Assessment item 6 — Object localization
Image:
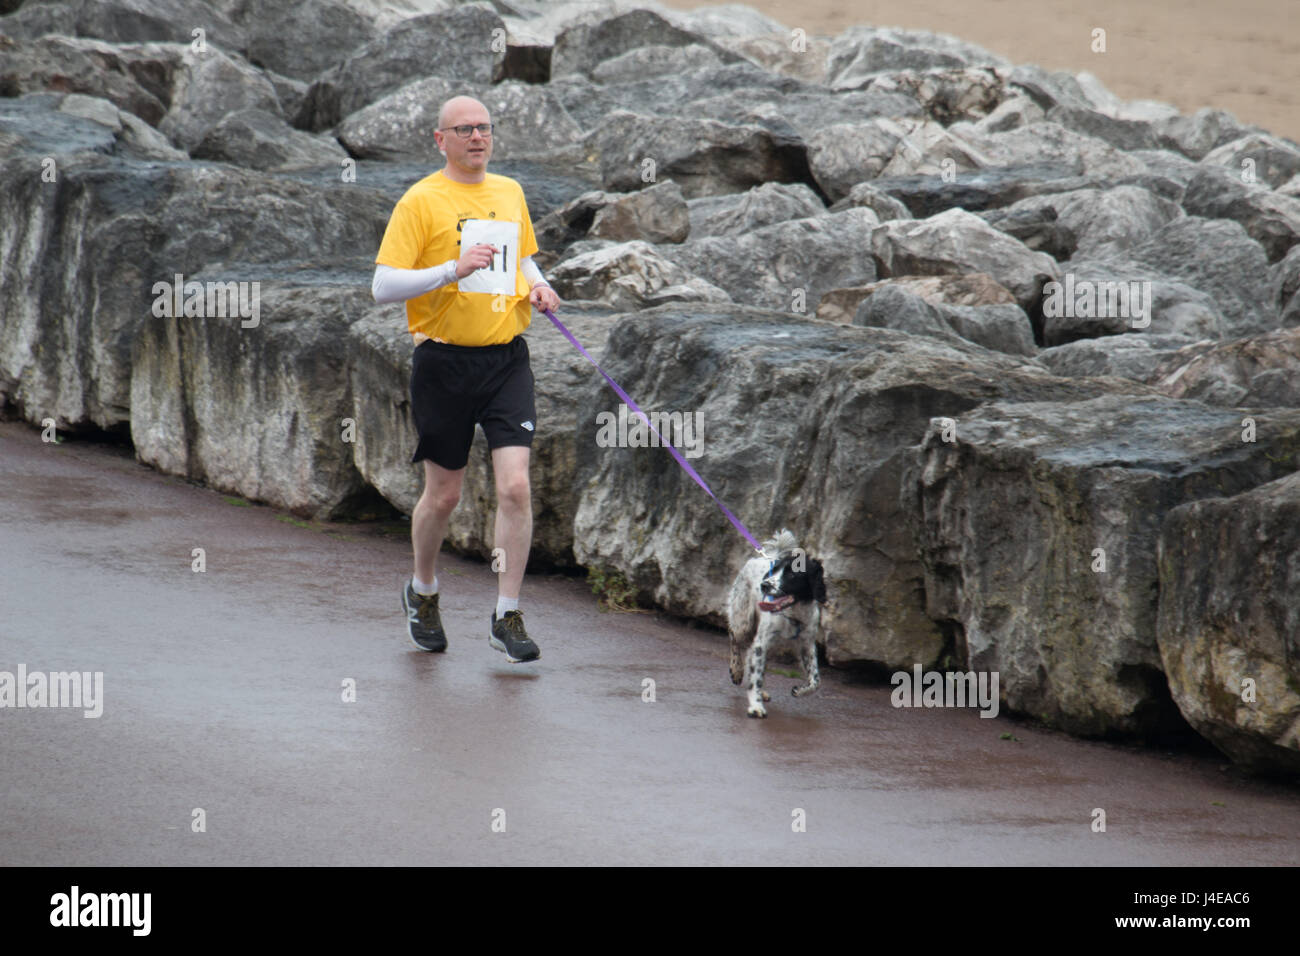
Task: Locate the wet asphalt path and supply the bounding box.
[1,421,1298,866]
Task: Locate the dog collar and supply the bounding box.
[759,561,780,613]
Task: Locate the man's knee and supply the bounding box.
[496,470,530,512]
[418,464,463,516]
[422,486,461,516]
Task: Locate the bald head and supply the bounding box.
[438,96,490,131]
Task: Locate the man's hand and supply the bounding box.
[455,243,498,279]
[530,282,560,313]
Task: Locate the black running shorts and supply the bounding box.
[409,336,536,470]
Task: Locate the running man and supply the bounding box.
[372,94,560,662]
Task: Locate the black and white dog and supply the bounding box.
[727,530,827,718]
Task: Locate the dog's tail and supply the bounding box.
[761,528,799,559]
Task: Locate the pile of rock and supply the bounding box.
[2,0,1297,773]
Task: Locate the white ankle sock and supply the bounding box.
[496,596,518,618]
[413,576,438,596]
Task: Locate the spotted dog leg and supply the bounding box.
[744,623,773,718]
[792,638,820,698]
[728,638,745,686]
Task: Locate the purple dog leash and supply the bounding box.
[542,307,764,553]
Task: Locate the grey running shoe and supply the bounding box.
[489,610,540,662]
[403,580,447,652]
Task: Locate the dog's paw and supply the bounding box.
[747,705,767,718]
[792,684,819,697]
[762,690,771,701]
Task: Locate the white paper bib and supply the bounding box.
[457,218,520,296]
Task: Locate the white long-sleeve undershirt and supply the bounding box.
[372,257,550,304]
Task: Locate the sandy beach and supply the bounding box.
[665,0,1300,145]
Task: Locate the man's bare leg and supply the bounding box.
[412,459,465,588]
[490,445,531,600]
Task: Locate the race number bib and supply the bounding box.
[457,219,519,296]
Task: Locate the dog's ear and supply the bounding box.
[812,562,827,603]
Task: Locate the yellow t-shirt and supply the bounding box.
[375,171,540,346]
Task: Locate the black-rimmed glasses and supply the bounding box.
[439,124,494,139]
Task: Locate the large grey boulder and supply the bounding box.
[193,107,349,170]
[687,182,825,238]
[1037,335,1198,382]
[867,208,1059,313]
[1182,166,1300,263]
[587,181,690,244]
[0,34,183,126]
[1044,105,1162,152]
[1041,260,1226,346]
[816,272,1017,324]
[827,181,912,222]
[0,141,392,433]
[130,285,376,518]
[664,3,787,38]
[1272,246,1300,326]
[852,284,1035,357]
[851,67,1005,124]
[158,45,283,153]
[9,91,186,160]
[1158,472,1300,776]
[580,109,809,199]
[295,7,506,131]
[1005,64,1094,113]
[548,241,730,311]
[1200,133,1300,190]
[534,180,689,254]
[1154,107,1261,161]
[589,42,723,83]
[336,77,583,162]
[1130,147,1201,192]
[826,25,1008,89]
[990,185,1183,261]
[963,120,1149,180]
[909,395,1300,737]
[547,62,826,136]
[662,207,879,311]
[685,85,926,144]
[964,94,1045,134]
[977,204,1076,261]
[715,32,831,86]
[243,0,378,81]
[571,304,1124,669]
[806,117,990,202]
[0,0,244,48]
[1126,217,1276,335]
[550,7,742,79]
[869,162,1094,218]
[1148,328,1300,408]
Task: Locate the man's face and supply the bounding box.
[436,102,492,176]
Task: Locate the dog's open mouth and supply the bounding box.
[758,594,795,613]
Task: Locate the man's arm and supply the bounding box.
[371,261,458,304]
[520,256,550,289]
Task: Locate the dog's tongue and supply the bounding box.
[759,595,794,612]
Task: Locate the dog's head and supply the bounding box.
[758,552,827,612]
